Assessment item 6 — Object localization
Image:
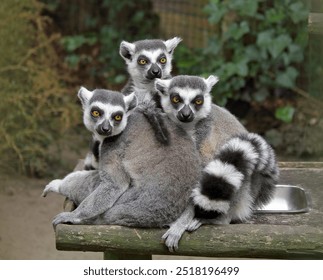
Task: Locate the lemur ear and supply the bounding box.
[155,79,171,95]
[78,86,93,107]
[204,75,219,92]
[164,37,182,54]
[124,92,137,111]
[119,41,136,62]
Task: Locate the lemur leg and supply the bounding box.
[52,172,129,228]
[161,201,195,252]
[93,186,188,229]
[42,170,99,205]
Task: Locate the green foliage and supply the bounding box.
[0,0,79,177]
[275,106,295,123]
[175,0,308,117]
[42,0,159,87]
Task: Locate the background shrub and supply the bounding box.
[175,0,308,115]
[0,0,79,177]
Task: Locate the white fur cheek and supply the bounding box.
[83,109,95,133]
[111,119,127,136]
[127,62,142,78]
[161,98,173,116]
[194,95,212,121]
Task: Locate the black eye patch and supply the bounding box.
[169,92,182,109]
[137,55,150,65]
[157,53,167,66]
[192,95,204,110]
[111,111,124,124]
[90,106,104,119]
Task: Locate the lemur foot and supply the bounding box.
[42,179,62,197]
[162,228,183,252]
[52,212,81,228]
[186,218,202,232]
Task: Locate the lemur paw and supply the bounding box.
[52,212,81,228]
[186,219,202,232]
[42,179,62,197]
[162,229,181,252]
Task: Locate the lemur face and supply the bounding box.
[155,75,219,126]
[119,37,182,85]
[78,87,137,141]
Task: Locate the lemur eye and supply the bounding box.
[91,110,100,117]
[159,57,167,64]
[114,114,122,121]
[138,59,147,65]
[171,96,180,104]
[195,99,203,105]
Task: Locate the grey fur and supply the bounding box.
[169,75,207,92]
[43,91,201,228]
[155,75,279,251]
[89,89,126,108]
[120,37,182,102]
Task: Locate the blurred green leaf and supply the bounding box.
[205,0,226,24]
[276,67,298,88]
[275,106,295,123]
[226,21,250,41]
[229,0,258,16]
[268,34,292,58]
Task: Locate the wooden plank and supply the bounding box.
[279,162,323,169]
[56,223,323,259]
[309,13,323,35]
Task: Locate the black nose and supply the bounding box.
[152,68,161,75]
[147,64,162,79]
[177,105,194,123]
[101,126,111,134]
[98,121,112,136]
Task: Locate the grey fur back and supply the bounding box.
[195,104,247,165]
[94,110,201,227]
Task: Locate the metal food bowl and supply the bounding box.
[255,185,311,214]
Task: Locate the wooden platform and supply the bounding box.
[55,163,323,259]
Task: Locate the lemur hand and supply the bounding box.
[52,212,81,229]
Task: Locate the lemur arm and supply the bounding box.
[137,102,170,145]
[52,174,128,227]
[161,199,196,252]
[52,136,131,228]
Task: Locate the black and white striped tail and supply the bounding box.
[192,132,279,221]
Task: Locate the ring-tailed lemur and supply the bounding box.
[119,37,182,102]
[154,75,279,251]
[43,87,137,204]
[83,37,182,170]
[43,87,201,228]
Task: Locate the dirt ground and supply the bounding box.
[0,175,103,260]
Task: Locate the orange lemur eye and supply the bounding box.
[159,57,167,64]
[114,114,122,121]
[171,96,180,104]
[91,110,100,117]
[138,59,147,65]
